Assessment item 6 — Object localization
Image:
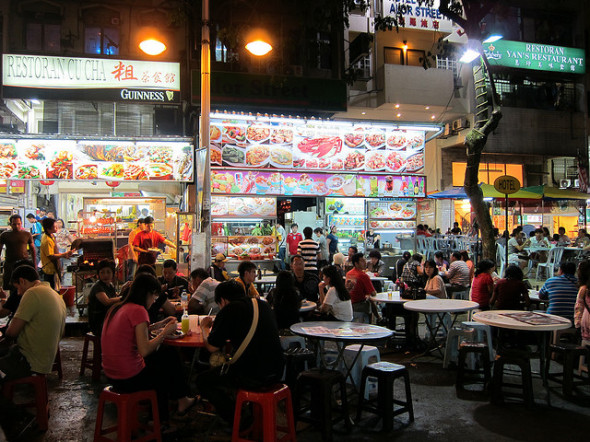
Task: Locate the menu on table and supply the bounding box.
[499,312,569,326]
[211,118,425,175]
[0,138,193,181]
[211,170,425,198]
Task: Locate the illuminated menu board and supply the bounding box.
[0,138,193,181]
[211,118,425,175]
[211,170,425,198]
[211,196,276,217]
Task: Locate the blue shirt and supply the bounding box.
[30,222,43,247]
[538,274,578,321]
[327,233,339,253]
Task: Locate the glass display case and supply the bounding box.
[367,200,417,252]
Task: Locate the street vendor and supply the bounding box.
[132,216,176,266]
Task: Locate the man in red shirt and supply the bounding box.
[345,252,376,322]
[286,223,303,258]
[132,216,176,265]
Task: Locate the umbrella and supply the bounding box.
[428,184,541,200]
[521,184,590,200]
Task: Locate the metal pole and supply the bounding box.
[200,0,212,268]
[505,193,509,274]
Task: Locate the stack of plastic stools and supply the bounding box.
[232,384,296,442]
[546,342,590,398]
[2,374,49,431]
[491,348,534,408]
[461,321,494,368]
[80,332,102,381]
[443,327,475,369]
[456,342,491,393]
[94,386,161,441]
[356,362,414,432]
[284,346,316,391]
[295,369,351,441]
[343,344,380,399]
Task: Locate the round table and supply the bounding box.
[369,276,389,282]
[371,292,437,305]
[290,321,393,390]
[527,290,548,309]
[299,300,317,312]
[253,275,278,285]
[164,331,206,384]
[403,299,480,358]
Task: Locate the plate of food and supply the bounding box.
[148,147,173,163]
[166,330,185,340]
[365,132,386,149]
[211,146,222,165]
[386,151,405,173]
[15,164,42,179]
[0,143,17,160]
[100,163,124,179]
[148,163,174,180]
[407,132,425,150]
[223,126,247,143]
[47,151,74,179]
[75,165,98,180]
[343,128,364,148]
[270,128,293,144]
[365,150,387,171]
[23,144,45,161]
[247,125,271,143]
[304,158,319,169]
[222,146,246,166]
[405,153,424,173]
[343,150,365,170]
[124,164,149,180]
[401,204,416,219]
[210,125,222,142]
[270,146,292,168]
[386,133,408,150]
[331,157,344,170]
[245,145,270,167]
[0,162,17,179]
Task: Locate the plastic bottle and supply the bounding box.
[181,309,190,334]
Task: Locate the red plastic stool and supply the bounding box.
[232,383,296,442]
[2,374,49,431]
[80,332,102,381]
[52,346,63,380]
[94,386,162,442]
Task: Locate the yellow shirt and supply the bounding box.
[235,277,259,298]
[15,283,66,373]
[40,233,57,275]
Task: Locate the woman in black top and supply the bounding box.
[87,260,120,336]
[269,271,301,331]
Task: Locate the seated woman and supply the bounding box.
[366,250,386,292]
[101,273,195,424]
[87,259,121,336]
[269,271,301,331]
[318,265,353,321]
[491,264,530,310]
[423,260,447,299]
[332,252,346,278]
[470,259,495,310]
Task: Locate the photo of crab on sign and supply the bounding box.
[209,116,426,175]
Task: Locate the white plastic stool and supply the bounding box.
[461,321,494,365]
[280,335,306,351]
[443,327,475,369]
[343,344,381,399]
[453,289,470,300]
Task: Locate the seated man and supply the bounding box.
[538,262,578,322]
[158,259,189,300]
[209,254,230,282]
[234,261,260,299]
[441,251,471,293]
[557,227,570,246]
[188,268,220,315]
[524,228,550,263]
[197,280,284,427]
[290,255,319,302]
[0,265,66,436]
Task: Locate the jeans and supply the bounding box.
[278,247,287,271]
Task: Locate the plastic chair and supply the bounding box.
[491,349,534,408]
[443,327,475,369]
[343,344,380,398]
[461,321,494,365]
[536,247,564,280]
[80,332,102,381]
[94,386,161,442]
[496,243,506,278]
[2,374,49,431]
[456,342,491,393]
[232,384,296,442]
[356,362,414,432]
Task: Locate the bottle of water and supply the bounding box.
[181,290,188,304]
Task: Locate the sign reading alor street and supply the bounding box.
[2,54,181,103]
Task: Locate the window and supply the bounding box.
[21,2,62,53]
[82,7,120,56]
[384,47,425,66]
[384,47,403,65]
[452,162,524,187]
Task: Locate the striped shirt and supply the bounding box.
[297,239,320,271]
[538,274,578,321]
[446,260,471,287]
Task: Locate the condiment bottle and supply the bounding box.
[181,309,190,334]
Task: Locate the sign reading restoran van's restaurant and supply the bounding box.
[2,54,181,103]
[484,40,585,74]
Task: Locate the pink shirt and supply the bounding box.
[101,303,149,379]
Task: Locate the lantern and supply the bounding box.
[106,181,120,188]
[39,180,55,186]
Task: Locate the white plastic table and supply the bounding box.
[299,300,317,312]
[371,292,436,305]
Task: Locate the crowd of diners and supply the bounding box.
[0,216,589,438]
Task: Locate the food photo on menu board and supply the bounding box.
[0,139,194,181]
[368,201,417,219]
[211,119,425,175]
[211,169,425,198]
[211,196,277,217]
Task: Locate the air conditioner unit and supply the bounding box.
[559,179,571,189]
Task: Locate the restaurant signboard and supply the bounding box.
[381,0,460,34]
[2,54,181,102]
[0,138,193,182]
[484,40,585,74]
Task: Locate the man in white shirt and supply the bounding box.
[274,222,287,271]
[188,268,220,315]
[314,227,329,269]
[525,228,550,263]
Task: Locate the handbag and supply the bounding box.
[209,298,259,374]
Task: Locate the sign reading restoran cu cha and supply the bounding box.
[2,54,181,103]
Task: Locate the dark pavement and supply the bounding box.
[11,324,590,442]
